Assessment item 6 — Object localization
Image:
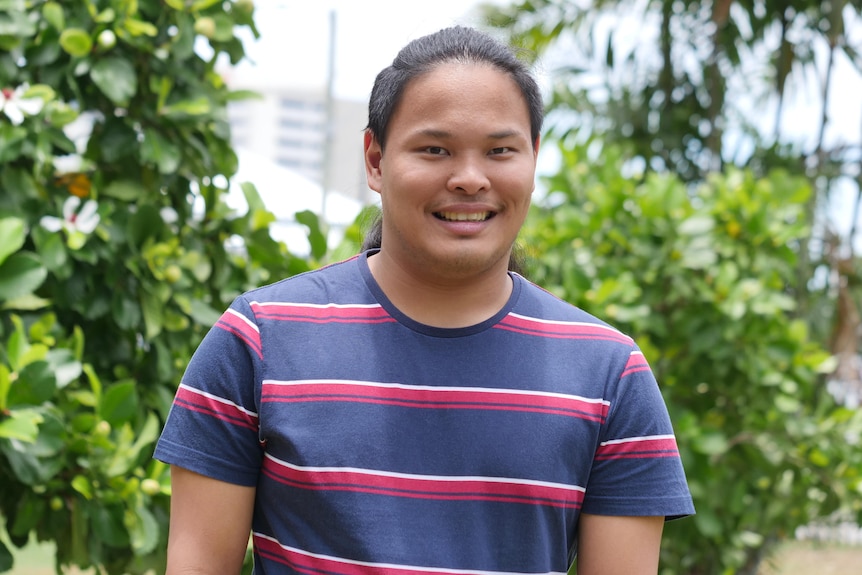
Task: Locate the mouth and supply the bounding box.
[434,211,494,222]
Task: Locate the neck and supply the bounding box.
[367,250,513,329]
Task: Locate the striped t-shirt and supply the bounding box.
[154,250,694,574]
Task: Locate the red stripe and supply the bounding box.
[250,302,395,324]
[175,386,258,431]
[261,458,583,510]
[621,353,651,379]
[495,315,632,344]
[262,382,609,423]
[215,312,262,358]
[595,437,679,460]
[254,536,413,575]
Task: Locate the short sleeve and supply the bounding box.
[580,345,695,519]
[154,296,264,486]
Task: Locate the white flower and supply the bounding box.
[53,154,84,175]
[40,196,100,235]
[62,111,99,154]
[0,86,44,125]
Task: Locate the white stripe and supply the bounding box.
[507,312,626,335]
[253,532,566,575]
[178,383,258,417]
[250,301,382,310]
[600,434,676,447]
[264,452,586,493]
[262,378,610,407]
[225,308,259,333]
[629,350,644,357]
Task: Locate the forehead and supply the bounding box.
[390,62,531,134]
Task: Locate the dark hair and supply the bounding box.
[366,26,543,149]
[362,26,541,277]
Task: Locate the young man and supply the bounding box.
[155,26,694,575]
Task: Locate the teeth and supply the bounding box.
[437,211,491,222]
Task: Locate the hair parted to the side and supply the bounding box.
[361,26,542,277]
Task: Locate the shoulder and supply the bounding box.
[512,274,633,343]
[240,254,367,305]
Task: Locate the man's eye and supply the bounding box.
[425,146,447,155]
[490,147,511,155]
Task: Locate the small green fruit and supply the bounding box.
[141,479,161,496]
[194,17,216,39]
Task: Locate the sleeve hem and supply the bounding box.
[153,438,260,487]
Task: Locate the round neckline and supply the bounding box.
[357,250,521,338]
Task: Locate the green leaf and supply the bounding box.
[295,210,328,260]
[191,0,224,11]
[140,128,181,174]
[1,293,52,311]
[211,13,234,42]
[691,432,729,456]
[0,541,12,572]
[90,57,137,104]
[59,28,92,57]
[693,508,723,537]
[240,181,266,212]
[10,491,45,537]
[0,216,26,266]
[0,409,42,442]
[102,179,146,201]
[0,252,47,302]
[99,380,138,426]
[127,204,164,248]
[42,2,65,30]
[189,299,222,326]
[46,348,82,388]
[140,289,164,339]
[124,18,158,37]
[126,501,159,554]
[71,474,93,499]
[8,360,56,406]
[0,435,65,485]
[0,364,10,411]
[161,96,211,118]
[0,167,38,200]
[91,505,130,548]
[226,89,262,102]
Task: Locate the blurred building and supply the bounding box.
[224,81,371,205]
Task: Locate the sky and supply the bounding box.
[232,0,500,101]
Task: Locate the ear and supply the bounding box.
[533,135,541,159]
[364,130,383,193]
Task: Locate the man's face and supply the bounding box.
[364,62,538,282]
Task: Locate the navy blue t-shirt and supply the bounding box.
[155,251,694,574]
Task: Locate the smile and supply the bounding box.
[434,211,494,222]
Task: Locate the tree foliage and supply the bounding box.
[521,141,862,574]
[0,0,315,572]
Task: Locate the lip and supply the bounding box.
[431,206,499,235]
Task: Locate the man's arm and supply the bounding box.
[576,513,665,575]
[165,465,256,575]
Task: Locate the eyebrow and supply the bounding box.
[416,128,527,140]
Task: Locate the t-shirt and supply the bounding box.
[155,250,694,574]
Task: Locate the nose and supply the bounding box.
[447,155,490,195]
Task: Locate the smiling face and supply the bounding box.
[365,61,539,283]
